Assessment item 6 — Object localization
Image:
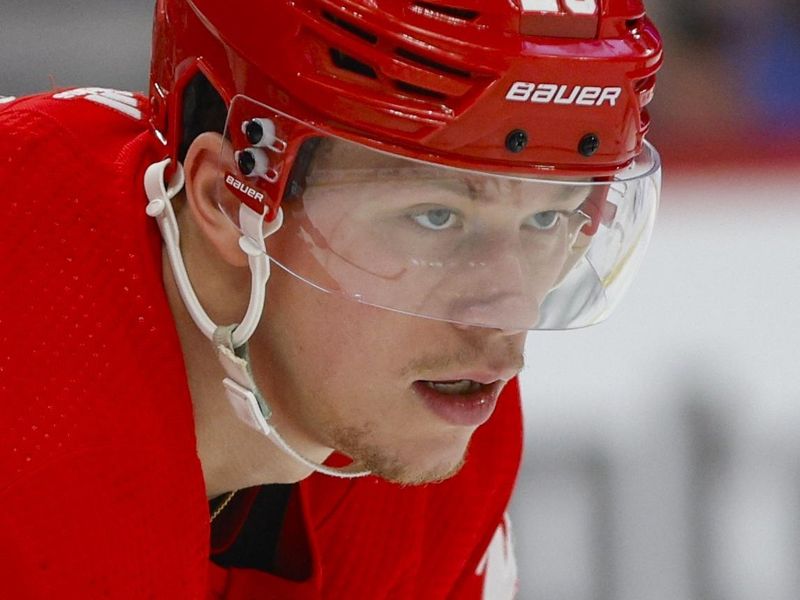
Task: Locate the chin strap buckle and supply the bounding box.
[214,325,273,437]
[222,377,274,436]
[213,324,371,480]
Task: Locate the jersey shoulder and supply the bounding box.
[0,87,147,122]
[0,89,208,598]
[0,85,182,475]
[0,86,163,231]
[0,87,152,169]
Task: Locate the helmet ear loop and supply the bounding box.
[556,183,618,287]
[577,181,616,237]
[550,210,594,289]
[570,209,593,250]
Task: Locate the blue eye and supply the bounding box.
[526,211,561,231]
[412,208,459,230]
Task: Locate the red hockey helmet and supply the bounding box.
[149,0,663,331]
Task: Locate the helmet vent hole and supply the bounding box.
[329,48,378,79]
[394,47,471,79]
[394,81,448,100]
[634,75,656,93]
[412,2,480,22]
[625,18,644,33]
[640,108,651,131]
[322,11,378,44]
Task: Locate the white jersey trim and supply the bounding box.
[476,512,518,599]
[53,87,143,121]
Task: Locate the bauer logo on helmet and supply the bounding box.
[505,82,622,107]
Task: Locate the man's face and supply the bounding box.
[242,138,588,484]
[252,263,526,484]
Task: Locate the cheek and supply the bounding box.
[259,270,509,479]
[263,267,404,401]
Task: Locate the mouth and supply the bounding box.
[423,380,485,394]
[412,378,506,427]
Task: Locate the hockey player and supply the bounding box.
[0,0,663,597]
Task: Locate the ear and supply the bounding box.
[183,132,248,267]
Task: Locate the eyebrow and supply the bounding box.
[554,183,588,205]
[462,177,589,207]
[307,168,591,209]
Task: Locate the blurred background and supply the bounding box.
[2,2,799,598]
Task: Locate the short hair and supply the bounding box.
[179,71,321,200]
[179,72,227,162]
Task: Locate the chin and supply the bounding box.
[362,438,471,486]
[400,455,467,486]
[329,422,474,485]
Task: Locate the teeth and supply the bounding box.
[426,380,482,394]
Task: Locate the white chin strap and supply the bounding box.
[144,158,370,479]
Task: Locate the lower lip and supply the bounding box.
[413,381,503,427]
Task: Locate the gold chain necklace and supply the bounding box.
[209,490,237,523]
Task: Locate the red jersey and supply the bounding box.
[0,89,522,599]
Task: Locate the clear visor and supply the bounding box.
[218,96,661,331]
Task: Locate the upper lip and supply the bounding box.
[418,367,521,386]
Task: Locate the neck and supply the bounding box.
[161,208,320,498]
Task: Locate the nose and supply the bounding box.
[448,322,527,378]
[448,291,540,331]
[440,242,544,329]
[441,225,572,329]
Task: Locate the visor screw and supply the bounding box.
[579,133,600,157]
[244,120,264,146]
[505,129,528,153]
[237,150,257,176]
